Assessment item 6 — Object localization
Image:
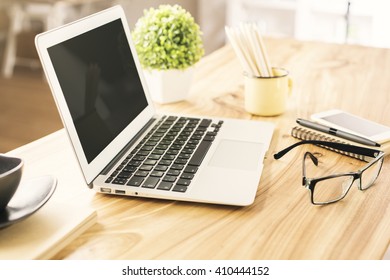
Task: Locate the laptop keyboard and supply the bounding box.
[105,116,223,193]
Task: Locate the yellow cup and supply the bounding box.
[244,68,292,116]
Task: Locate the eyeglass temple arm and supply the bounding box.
[274,140,381,160]
[302,152,318,186]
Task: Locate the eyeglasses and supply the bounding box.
[274,140,384,205]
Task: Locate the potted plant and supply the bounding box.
[132,4,204,104]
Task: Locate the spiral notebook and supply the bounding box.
[291,126,389,161]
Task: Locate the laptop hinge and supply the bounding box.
[100,117,157,176]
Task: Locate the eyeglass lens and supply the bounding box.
[361,157,383,190]
[312,175,354,204]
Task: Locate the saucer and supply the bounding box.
[0,176,57,229]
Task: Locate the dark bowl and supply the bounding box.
[0,155,23,210]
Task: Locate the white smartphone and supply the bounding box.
[311,109,390,143]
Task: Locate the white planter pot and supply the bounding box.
[143,67,194,104]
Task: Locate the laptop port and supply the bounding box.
[100,187,111,193]
[115,189,126,195]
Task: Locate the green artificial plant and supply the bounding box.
[132,4,204,70]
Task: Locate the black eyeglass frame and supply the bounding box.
[274,140,385,205]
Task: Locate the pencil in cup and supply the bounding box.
[225,23,272,77]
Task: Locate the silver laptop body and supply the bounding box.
[35,5,274,206]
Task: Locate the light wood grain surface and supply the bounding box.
[7,38,390,259]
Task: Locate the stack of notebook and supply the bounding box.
[291,126,390,160]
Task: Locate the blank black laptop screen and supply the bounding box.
[48,19,148,163]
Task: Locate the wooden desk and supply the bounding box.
[8,38,390,259]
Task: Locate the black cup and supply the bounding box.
[0,155,23,211]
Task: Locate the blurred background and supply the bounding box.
[1,0,389,152]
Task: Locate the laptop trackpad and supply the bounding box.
[208,140,264,171]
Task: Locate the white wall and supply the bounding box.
[118,0,198,29]
[225,0,390,48]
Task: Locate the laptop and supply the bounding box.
[35,5,274,206]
